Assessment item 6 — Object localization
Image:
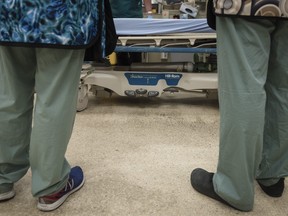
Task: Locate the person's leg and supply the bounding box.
[213,17,274,211]
[30,48,85,197]
[257,20,288,188]
[0,46,36,197]
[129,52,142,63]
[116,52,131,66]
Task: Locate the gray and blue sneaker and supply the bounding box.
[37,166,85,211]
[0,189,15,202]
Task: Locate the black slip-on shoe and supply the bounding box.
[257,178,284,197]
[190,168,244,211]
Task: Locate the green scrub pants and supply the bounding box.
[0,47,85,197]
[213,17,288,211]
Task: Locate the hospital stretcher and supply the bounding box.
[77,18,217,111]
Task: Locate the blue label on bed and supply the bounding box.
[125,73,182,86]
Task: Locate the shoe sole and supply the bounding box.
[0,190,15,202]
[37,177,85,212]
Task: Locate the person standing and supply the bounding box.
[0,0,107,211]
[191,1,288,212]
[110,0,152,65]
[110,0,152,18]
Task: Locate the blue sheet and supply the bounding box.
[114,18,215,35]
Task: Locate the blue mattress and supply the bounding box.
[114,18,215,35]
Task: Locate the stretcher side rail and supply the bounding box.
[118,32,217,46]
[115,46,217,53]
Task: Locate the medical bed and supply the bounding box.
[77,18,217,111]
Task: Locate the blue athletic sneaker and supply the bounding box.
[37,166,85,211]
[0,189,15,202]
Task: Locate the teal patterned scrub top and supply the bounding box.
[0,0,104,48]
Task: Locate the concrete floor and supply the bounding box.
[1,93,288,216]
